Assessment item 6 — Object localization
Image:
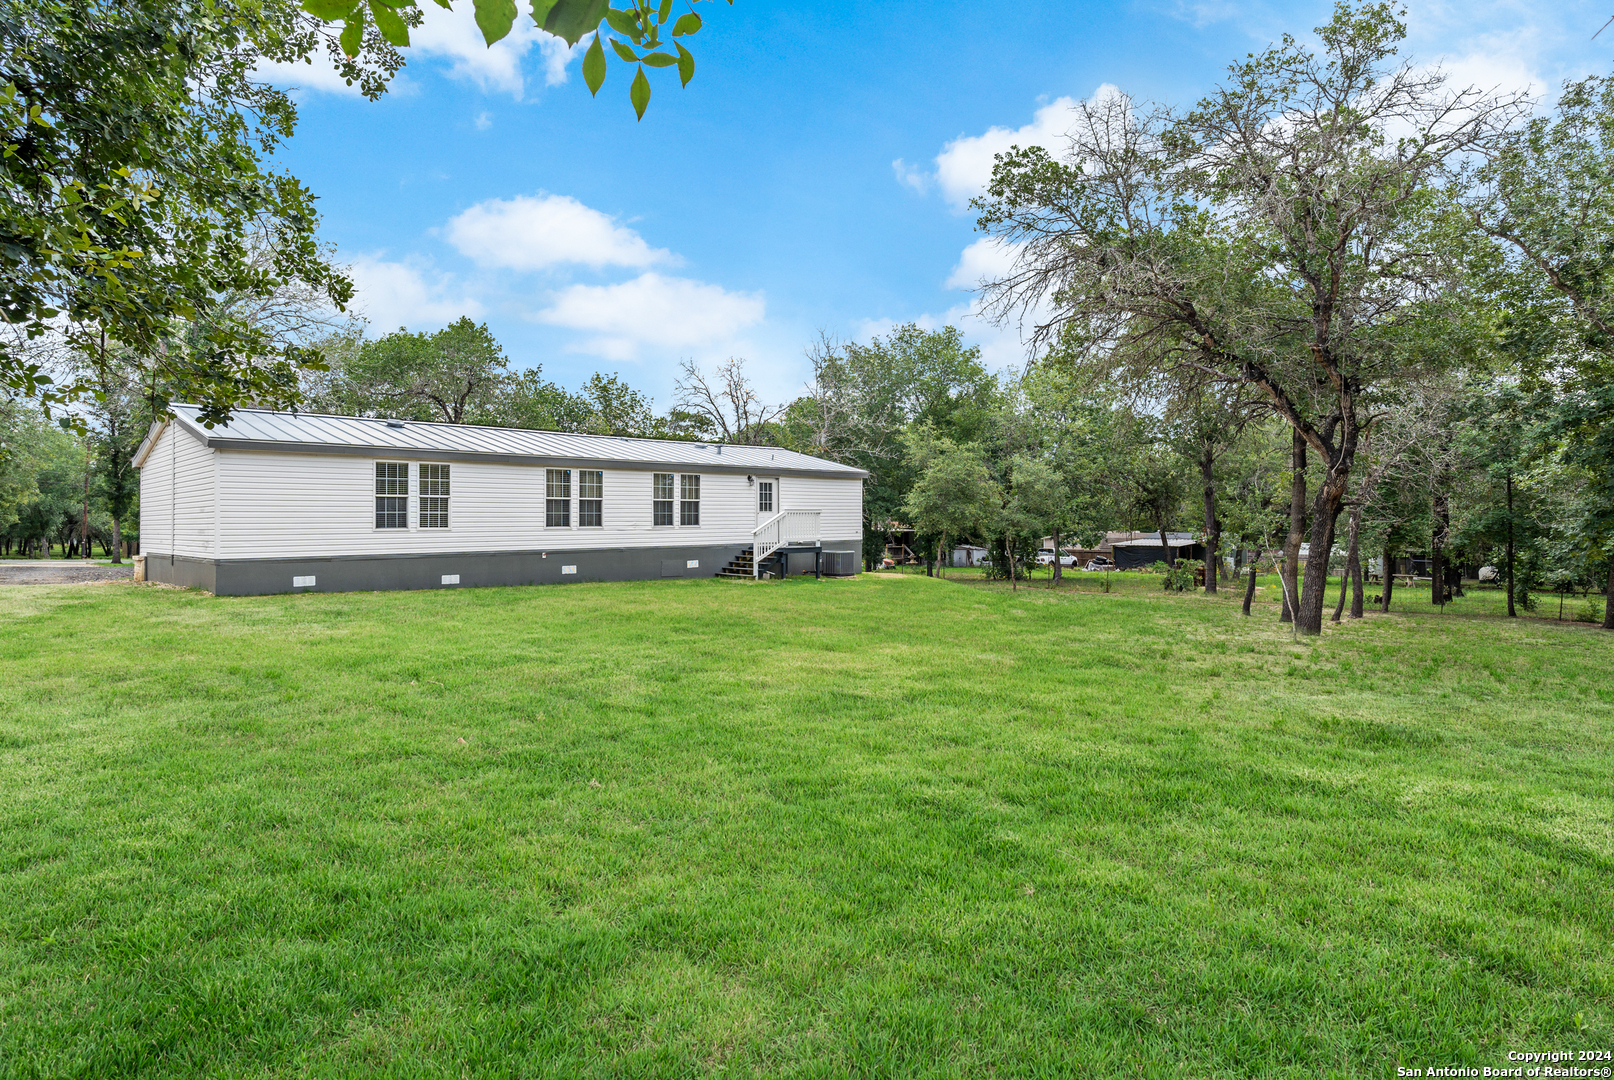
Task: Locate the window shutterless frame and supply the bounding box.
[578,470,603,527]
[375,462,408,528]
[652,472,674,526]
[419,463,450,528]
[546,468,571,527]
[679,474,700,527]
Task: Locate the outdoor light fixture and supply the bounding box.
[747,475,754,484]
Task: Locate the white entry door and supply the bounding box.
[756,477,779,525]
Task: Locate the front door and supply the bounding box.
[756,477,779,526]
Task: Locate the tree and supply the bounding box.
[303,0,728,120]
[785,325,999,570]
[673,357,783,445]
[0,0,378,425]
[310,318,510,423]
[900,427,998,580]
[83,357,151,562]
[1005,454,1070,589]
[975,2,1523,633]
[1471,74,1614,628]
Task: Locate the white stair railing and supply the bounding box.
[752,510,821,577]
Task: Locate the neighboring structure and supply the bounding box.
[949,544,989,567]
[135,406,867,595]
[1108,531,1207,570]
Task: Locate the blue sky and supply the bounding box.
[259,0,1614,407]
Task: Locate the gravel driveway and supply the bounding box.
[0,562,135,585]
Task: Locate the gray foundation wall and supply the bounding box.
[145,541,863,596]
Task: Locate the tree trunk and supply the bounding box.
[110,517,122,564]
[1281,430,1306,624]
[1431,488,1449,607]
[1604,553,1614,631]
[81,448,91,561]
[1296,460,1349,635]
[1347,508,1364,619]
[1153,513,1175,569]
[1200,449,1219,594]
[936,533,946,579]
[1505,474,1516,618]
[1381,544,1394,612]
[1332,559,1347,622]
[1242,548,1263,616]
[1006,534,1018,591]
[1051,528,1061,587]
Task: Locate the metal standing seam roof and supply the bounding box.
[134,405,870,479]
[1109,533,1201,547]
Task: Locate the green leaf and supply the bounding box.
[431,0,451,8]
[368,0,410,46]
[582,33,606,95]
[657,0,673,23]
[603,7,640,40]
[339,9,364,55]
[609,37,640,62]
[640,51,676,68]
[674,39,693,86]
[302,0,358,20]
[630,63,650,120]
[473,0,518,44]
[670,11,700,35]
[529,0,557,25]
[542,0,608,46]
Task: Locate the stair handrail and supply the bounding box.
[752,509,821,578]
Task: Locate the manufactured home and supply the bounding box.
[134,406,867,595]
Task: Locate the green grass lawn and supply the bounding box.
[1,574,1610,1078]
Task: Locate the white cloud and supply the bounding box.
[933,95,1081,209]
[892,158,930,194]
[474,111,493,130]
[445,193,675,272]
[253,52,367,98]
[943,238,1023,290]
[410,4,583,99]
[253,8,582,100]
[347,254,486,333]
[534,273,765,360]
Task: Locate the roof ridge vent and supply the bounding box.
[386,420,406,428]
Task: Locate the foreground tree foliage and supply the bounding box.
[0,0,408,425]
[302,0,731,120]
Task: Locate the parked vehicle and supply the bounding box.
[1036,550,1078,567]
[1084,556,1115,572]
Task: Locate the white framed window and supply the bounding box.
[758,480,773,514]
[578,470,603,527]
[653,472,674,526]
[419,464,450,528]
[375,462,408,529]
[546,468,571,527]
[680,474,700,526]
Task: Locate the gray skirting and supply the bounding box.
[144,542,862,596]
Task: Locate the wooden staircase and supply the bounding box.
[716,547,758,579]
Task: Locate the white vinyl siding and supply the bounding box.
[206,453,863,559]
[137,422,215,557]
